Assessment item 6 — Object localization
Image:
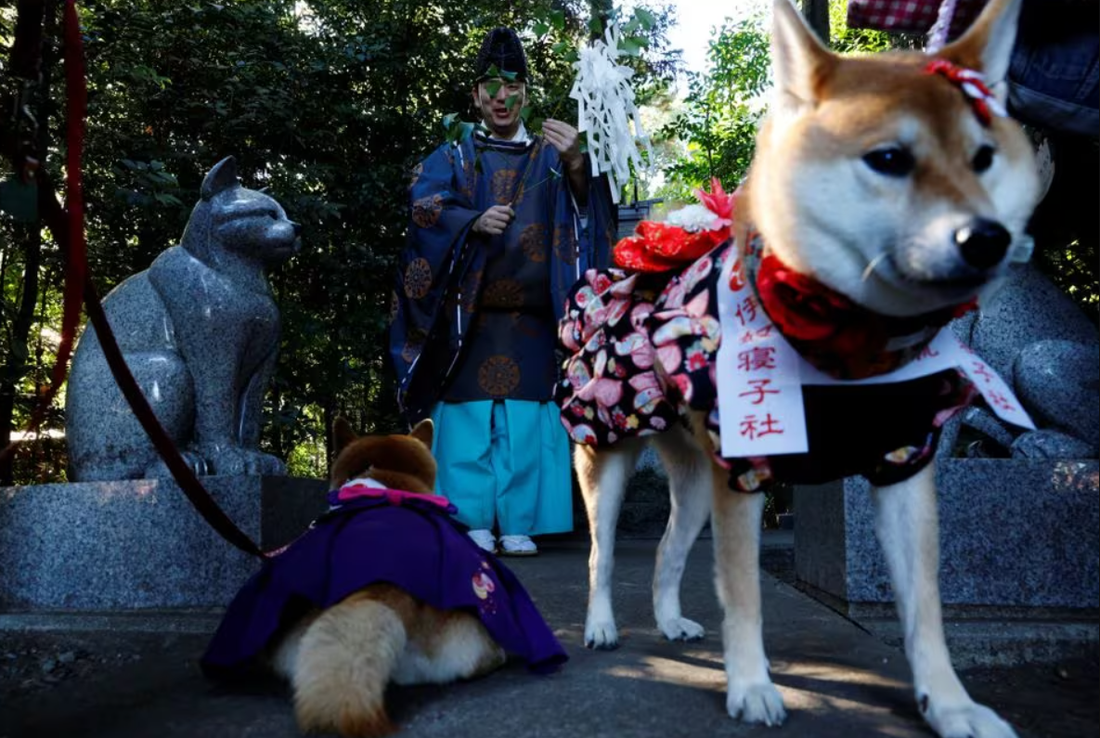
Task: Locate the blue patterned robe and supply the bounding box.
[390,132,614,423]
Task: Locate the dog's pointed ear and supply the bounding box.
[937,0,1023,101]
[201,156,239,201]
[409,418,434,450]
[332,416,358,454]
[770,0,837,110]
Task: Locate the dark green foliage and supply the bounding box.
[657,15,770,202]
[0,0,673,482]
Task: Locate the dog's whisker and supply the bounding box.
[862,252,889,283]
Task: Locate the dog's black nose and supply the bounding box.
[955,218,1011,270]
[290,221,302,236]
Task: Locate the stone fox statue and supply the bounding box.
[66,156,300,481]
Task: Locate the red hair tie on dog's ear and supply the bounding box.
[923,59,1007,126]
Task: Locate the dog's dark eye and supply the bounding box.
[972,144,996,173]
[862,146,915,177]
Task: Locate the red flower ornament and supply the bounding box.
[612,180,736,273]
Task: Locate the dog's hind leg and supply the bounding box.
[575,439,642,650]
[873,466,1017,738]
[651,424,711,642]
[394,609,506,686]
[711,460,786,726]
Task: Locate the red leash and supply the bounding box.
[51,0,87,411]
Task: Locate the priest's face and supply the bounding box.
[473,78,526,138]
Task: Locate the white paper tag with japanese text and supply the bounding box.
[950,337,1036,430]
[717,256,808,457]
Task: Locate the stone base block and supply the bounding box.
[794,459,1099,663]
[861,618,1099,670]
[0,476,328,612]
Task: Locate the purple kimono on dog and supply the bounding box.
[201,484,567,677]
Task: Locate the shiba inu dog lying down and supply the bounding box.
[553,0,1040,736]
[202,418,566,737]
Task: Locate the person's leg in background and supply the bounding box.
[430,401,498,553]
[1008,0,1098,308]
[491,400,573,556]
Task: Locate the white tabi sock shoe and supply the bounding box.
[468,529,497,553]
[499,534,538,556]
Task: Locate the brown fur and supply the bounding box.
[743,0,1037,320]
[329,417,437,492]
[271,418,505,737]
[578,2,1037,736]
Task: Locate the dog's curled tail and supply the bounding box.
[278,586,415,737]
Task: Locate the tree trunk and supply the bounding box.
[0,0,54,486]
[0,225,43,486]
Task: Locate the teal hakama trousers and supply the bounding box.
[430,400,573,536]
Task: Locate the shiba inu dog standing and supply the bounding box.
[556,0,1040,736]
[202,418,566,737]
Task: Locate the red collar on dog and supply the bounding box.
[744,234,976,380]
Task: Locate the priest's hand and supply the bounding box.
[543,119,584,173]
[543,118,589,205]
[473,205,515,236]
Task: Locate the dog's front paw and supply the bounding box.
[657,616,705,642]
[923,698,1017,738]
[726,682,786,727]
[583,618,619,650]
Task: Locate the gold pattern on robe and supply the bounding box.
[478,355,521,397]
[553,221,577,265]
[520,222,549,263]
[412,194,444,228]
[481,278,524,309]
[510,140,541,208]
[403,257,433,299]
[491,169,519,205]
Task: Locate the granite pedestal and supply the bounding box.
[0,476,327,615]
[794,458,1099,665]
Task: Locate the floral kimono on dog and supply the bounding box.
[554,179,981,493]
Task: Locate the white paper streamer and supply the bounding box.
[569,23,653,204]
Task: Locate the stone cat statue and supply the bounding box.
[66,156,300,481]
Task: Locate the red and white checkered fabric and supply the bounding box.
[846,0,988,38]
